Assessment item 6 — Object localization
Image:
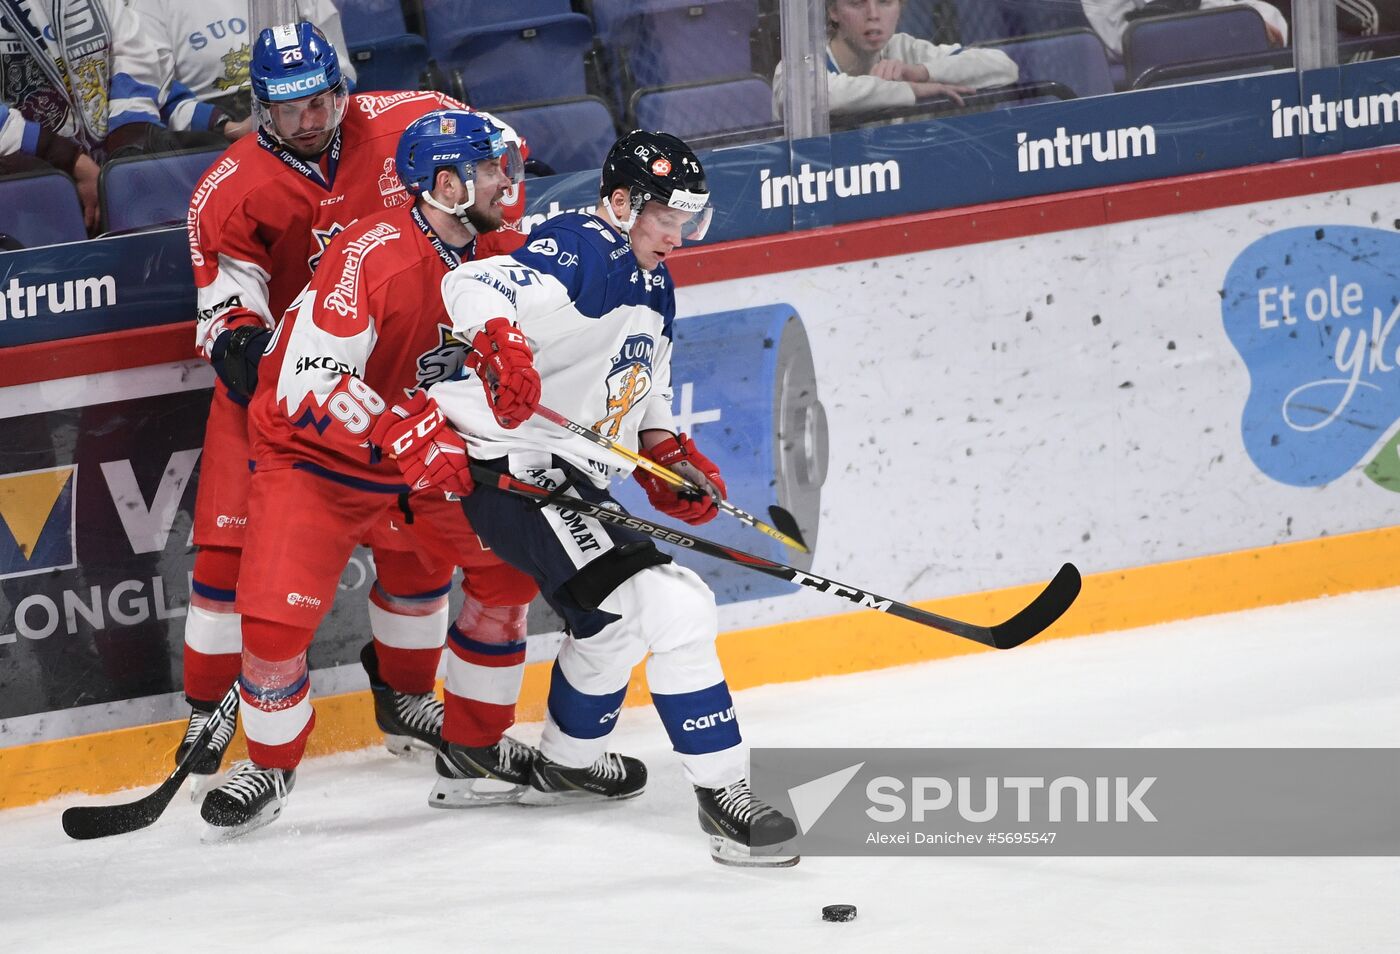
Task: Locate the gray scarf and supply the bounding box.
[0,0,113,146]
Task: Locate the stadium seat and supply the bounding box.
[422,0,574,46]
[1123,6,1270,89]
[625,0,759,92]
[100,148,226,234]
[948,0,1017,43]
[495,97,618,175]
[339,0,412,43]
[1006,0,1092,36]
[629,76,773,141]
[349,35,430,91]
[339,0,430,92]
[897,0,938,40]
[987,29,1115,99]
[0,170,87,248]
[436,13,595,109]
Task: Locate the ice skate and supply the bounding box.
[200,760,295,842]
[696,779,800,868]
[524,752,648,804]
[177,696,239,802]
[429,736,538,808]
[360,641,443,757]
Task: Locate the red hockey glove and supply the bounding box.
[370,391,474,496]
[467,317,540,428]
[633,433,727,525]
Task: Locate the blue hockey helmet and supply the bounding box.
[396,110,524,221]
[250,22,348,150]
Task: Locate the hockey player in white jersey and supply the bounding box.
[417,130,798,867]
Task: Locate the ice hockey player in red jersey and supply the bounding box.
[197,109,542,840]
[180,22,530,795]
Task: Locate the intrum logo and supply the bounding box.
[758,160,900,210]
[0,274,116,322]
[1016,124,1156,172]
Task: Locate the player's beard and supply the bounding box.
[464,199,505,234]
[285,127,334,159]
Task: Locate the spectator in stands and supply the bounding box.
[0,0,181,231]
[1081,0,1288,60]
[132,0,357,142]
[773,0,1019,117]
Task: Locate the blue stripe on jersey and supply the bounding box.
[545,658,628,739]
[192,579,237,602]
[291,460,410,494]
[650,681,743,755]
[375,580,455,602]
[240,671,309,704]
[509,213,676,325]
[447,623,527,657]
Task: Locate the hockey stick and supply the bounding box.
[531,402,810,554]
[470,464,1081,650]
[61,682,239,840]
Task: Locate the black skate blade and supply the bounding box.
[708,834,801,868]
[382,734,437,760]
[516,786,647,807]
[428,777,529,809]
[199,803,285,844]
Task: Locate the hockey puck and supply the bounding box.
[822,904,857,922]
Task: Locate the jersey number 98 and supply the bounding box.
[328,378,385,434]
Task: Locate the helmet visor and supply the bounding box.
[641,196,713,243]
[666,187,712,241]
[254,82,349,149]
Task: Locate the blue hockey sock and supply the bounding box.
[545,659,628,740]
[650,681,742,755]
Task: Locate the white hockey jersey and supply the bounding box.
[131,0,355,131]
[433,212,679,487]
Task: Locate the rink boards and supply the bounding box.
[4,148,1400,808]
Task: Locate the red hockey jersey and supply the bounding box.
[187,90,526,358]
[249,202,485,485]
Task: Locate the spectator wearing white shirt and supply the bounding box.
[774,0,1019,117]
[132,0,357,141]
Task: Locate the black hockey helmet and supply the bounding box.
[599,130,712,240]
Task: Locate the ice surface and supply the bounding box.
[5,588,1399,953]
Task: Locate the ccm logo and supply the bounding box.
[286,592,322,609]
[598,706,622,725]
[389,408,444,456]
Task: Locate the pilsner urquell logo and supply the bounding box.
[0,465,78,579]
[1222,225,1400,490]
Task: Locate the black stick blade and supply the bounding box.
[766,505,808,551]
[988,563,1083,650]
[62,787,179,840]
